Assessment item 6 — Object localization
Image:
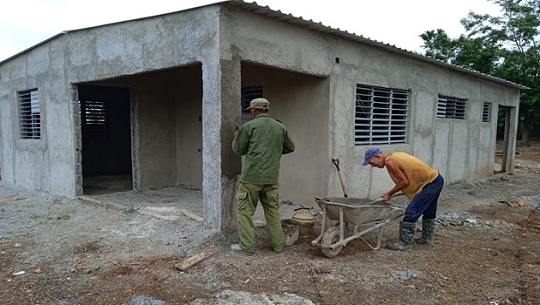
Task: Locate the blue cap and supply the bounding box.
[362,147,382,166]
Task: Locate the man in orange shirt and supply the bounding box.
[363,147,444,251]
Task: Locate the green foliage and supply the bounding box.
[124,205,137,214]
[420,0,540,142]
[56,212,70,220]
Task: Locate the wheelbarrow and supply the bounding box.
[311,194,404,258]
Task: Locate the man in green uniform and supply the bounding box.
[363,147,444,251]
[231,98,296,254]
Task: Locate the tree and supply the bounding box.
[420,0,540,145]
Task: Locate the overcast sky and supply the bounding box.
[0,0,502,62]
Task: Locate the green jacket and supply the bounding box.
[232,114,295,184]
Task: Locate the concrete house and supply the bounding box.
[0,1,525,232]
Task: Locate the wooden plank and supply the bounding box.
[179,209,204,222]
[174,248,219,271]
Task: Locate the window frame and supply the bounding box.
[354,85,410,146]
[482,102,492,123]
[437,95,468,120]
[18,89,41,140]
[241,86,263,124]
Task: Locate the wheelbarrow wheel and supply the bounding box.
[321,226,343,258]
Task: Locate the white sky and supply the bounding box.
[0,0,502,62]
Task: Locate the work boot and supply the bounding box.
[385,221,415,251]
[414,218,436,245]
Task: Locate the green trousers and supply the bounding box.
[236,183,285,252]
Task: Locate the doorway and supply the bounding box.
[495,105,516,173]
[78,85,132,194]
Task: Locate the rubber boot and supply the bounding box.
[385,221,415,251]
[414,218,436,245]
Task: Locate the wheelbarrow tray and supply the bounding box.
[312,196,401,257]
[315,197,392,225]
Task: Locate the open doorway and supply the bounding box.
[78,85,132,194]
[495,105,515,173]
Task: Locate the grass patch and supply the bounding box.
[124,205,137,214]
[530,226,540,234]
[56,212,70,220]
[74,241,101,254]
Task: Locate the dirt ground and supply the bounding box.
[1,143,539,305]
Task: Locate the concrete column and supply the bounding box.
[201,57,242,231]
[220,58,242,230]
[505,105,519,173]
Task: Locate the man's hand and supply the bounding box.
[382,193,392,201]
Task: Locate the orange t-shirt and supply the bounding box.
[385,152,439,199]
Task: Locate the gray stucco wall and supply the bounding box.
[223,6,520,200]
[0,2,521,231]
[0,6,221,198]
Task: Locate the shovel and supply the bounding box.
[331,157,348,198]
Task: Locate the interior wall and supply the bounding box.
[97,64,203,190]
[241,63,329,205]
[174,67,203,188]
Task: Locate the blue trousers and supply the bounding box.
[403,174,444,222]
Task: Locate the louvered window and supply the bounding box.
[437,95,467,119]
[18,89,41,139]
[354,85,409,145]
[241,86,263,123]
[482,102,492,123]
[81,100,109,144]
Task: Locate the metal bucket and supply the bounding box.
[292,212,316,238]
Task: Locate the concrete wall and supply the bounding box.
[0,2,521,231]
[100,66,203,190]
[240,63,329,205]
[223,6,521,200]
[0,6,220,198]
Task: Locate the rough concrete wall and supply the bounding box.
[134,79,177,188]
[174,68,203,189]
[239,63,329,205]
[225,7,520,200]
[224,10,335,205]
[0,2,521,216]
[0,42,78,196]
[0,6,222,197]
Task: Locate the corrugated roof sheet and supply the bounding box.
[227,0,528,90]
[0,0,528,90]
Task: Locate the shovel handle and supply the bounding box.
[331,157,348,198]
[331,158,340,170]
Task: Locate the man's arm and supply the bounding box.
[232,127,249,156]
[383,159,409,201]
[282,130,295,154]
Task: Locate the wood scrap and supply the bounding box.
[179,209,204,222]
[174,248,219,271]
[504,200,532,208]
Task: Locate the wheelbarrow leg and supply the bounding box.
[312,202,327,246]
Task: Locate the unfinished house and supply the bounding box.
[0,1,525,232]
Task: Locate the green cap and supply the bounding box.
[246,98,270,110]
